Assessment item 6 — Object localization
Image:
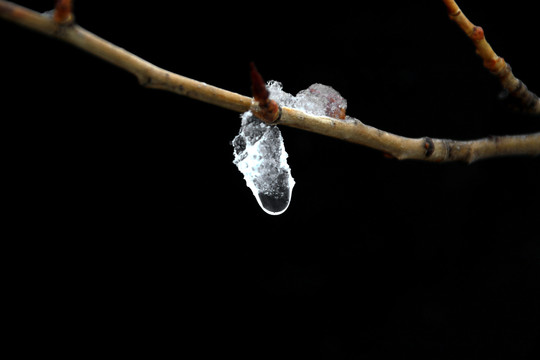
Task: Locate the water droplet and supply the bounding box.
[255,185,292,215]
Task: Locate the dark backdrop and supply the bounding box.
[3,1,539,358]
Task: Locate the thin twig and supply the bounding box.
[1,0,538,163]
[442,0,540,114]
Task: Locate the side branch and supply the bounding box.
[1,0,539,163]
[442,0,540,114]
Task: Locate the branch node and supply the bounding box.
[448,9,461,18]
[424,137,435,157]
[484,57,506,74]
[471,26,484,41]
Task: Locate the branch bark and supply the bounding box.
[1,0,538,163]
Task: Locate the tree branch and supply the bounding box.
[1,0,538,163]
[442,0,540,114]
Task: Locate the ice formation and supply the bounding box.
[232,81,348,215]
[232,111,295,215]
[267,81,348,119]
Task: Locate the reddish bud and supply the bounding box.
[250,62,269,104]
[53,0,73,24]
[249,62,281,124]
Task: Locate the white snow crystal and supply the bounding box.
[232,111,295,215]
[266,81,295,106]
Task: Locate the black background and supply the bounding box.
[3,1,539,358]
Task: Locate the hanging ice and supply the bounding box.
[232,80,348,215]
[232,111,295,215]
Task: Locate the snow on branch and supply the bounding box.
[1,0,539,164]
